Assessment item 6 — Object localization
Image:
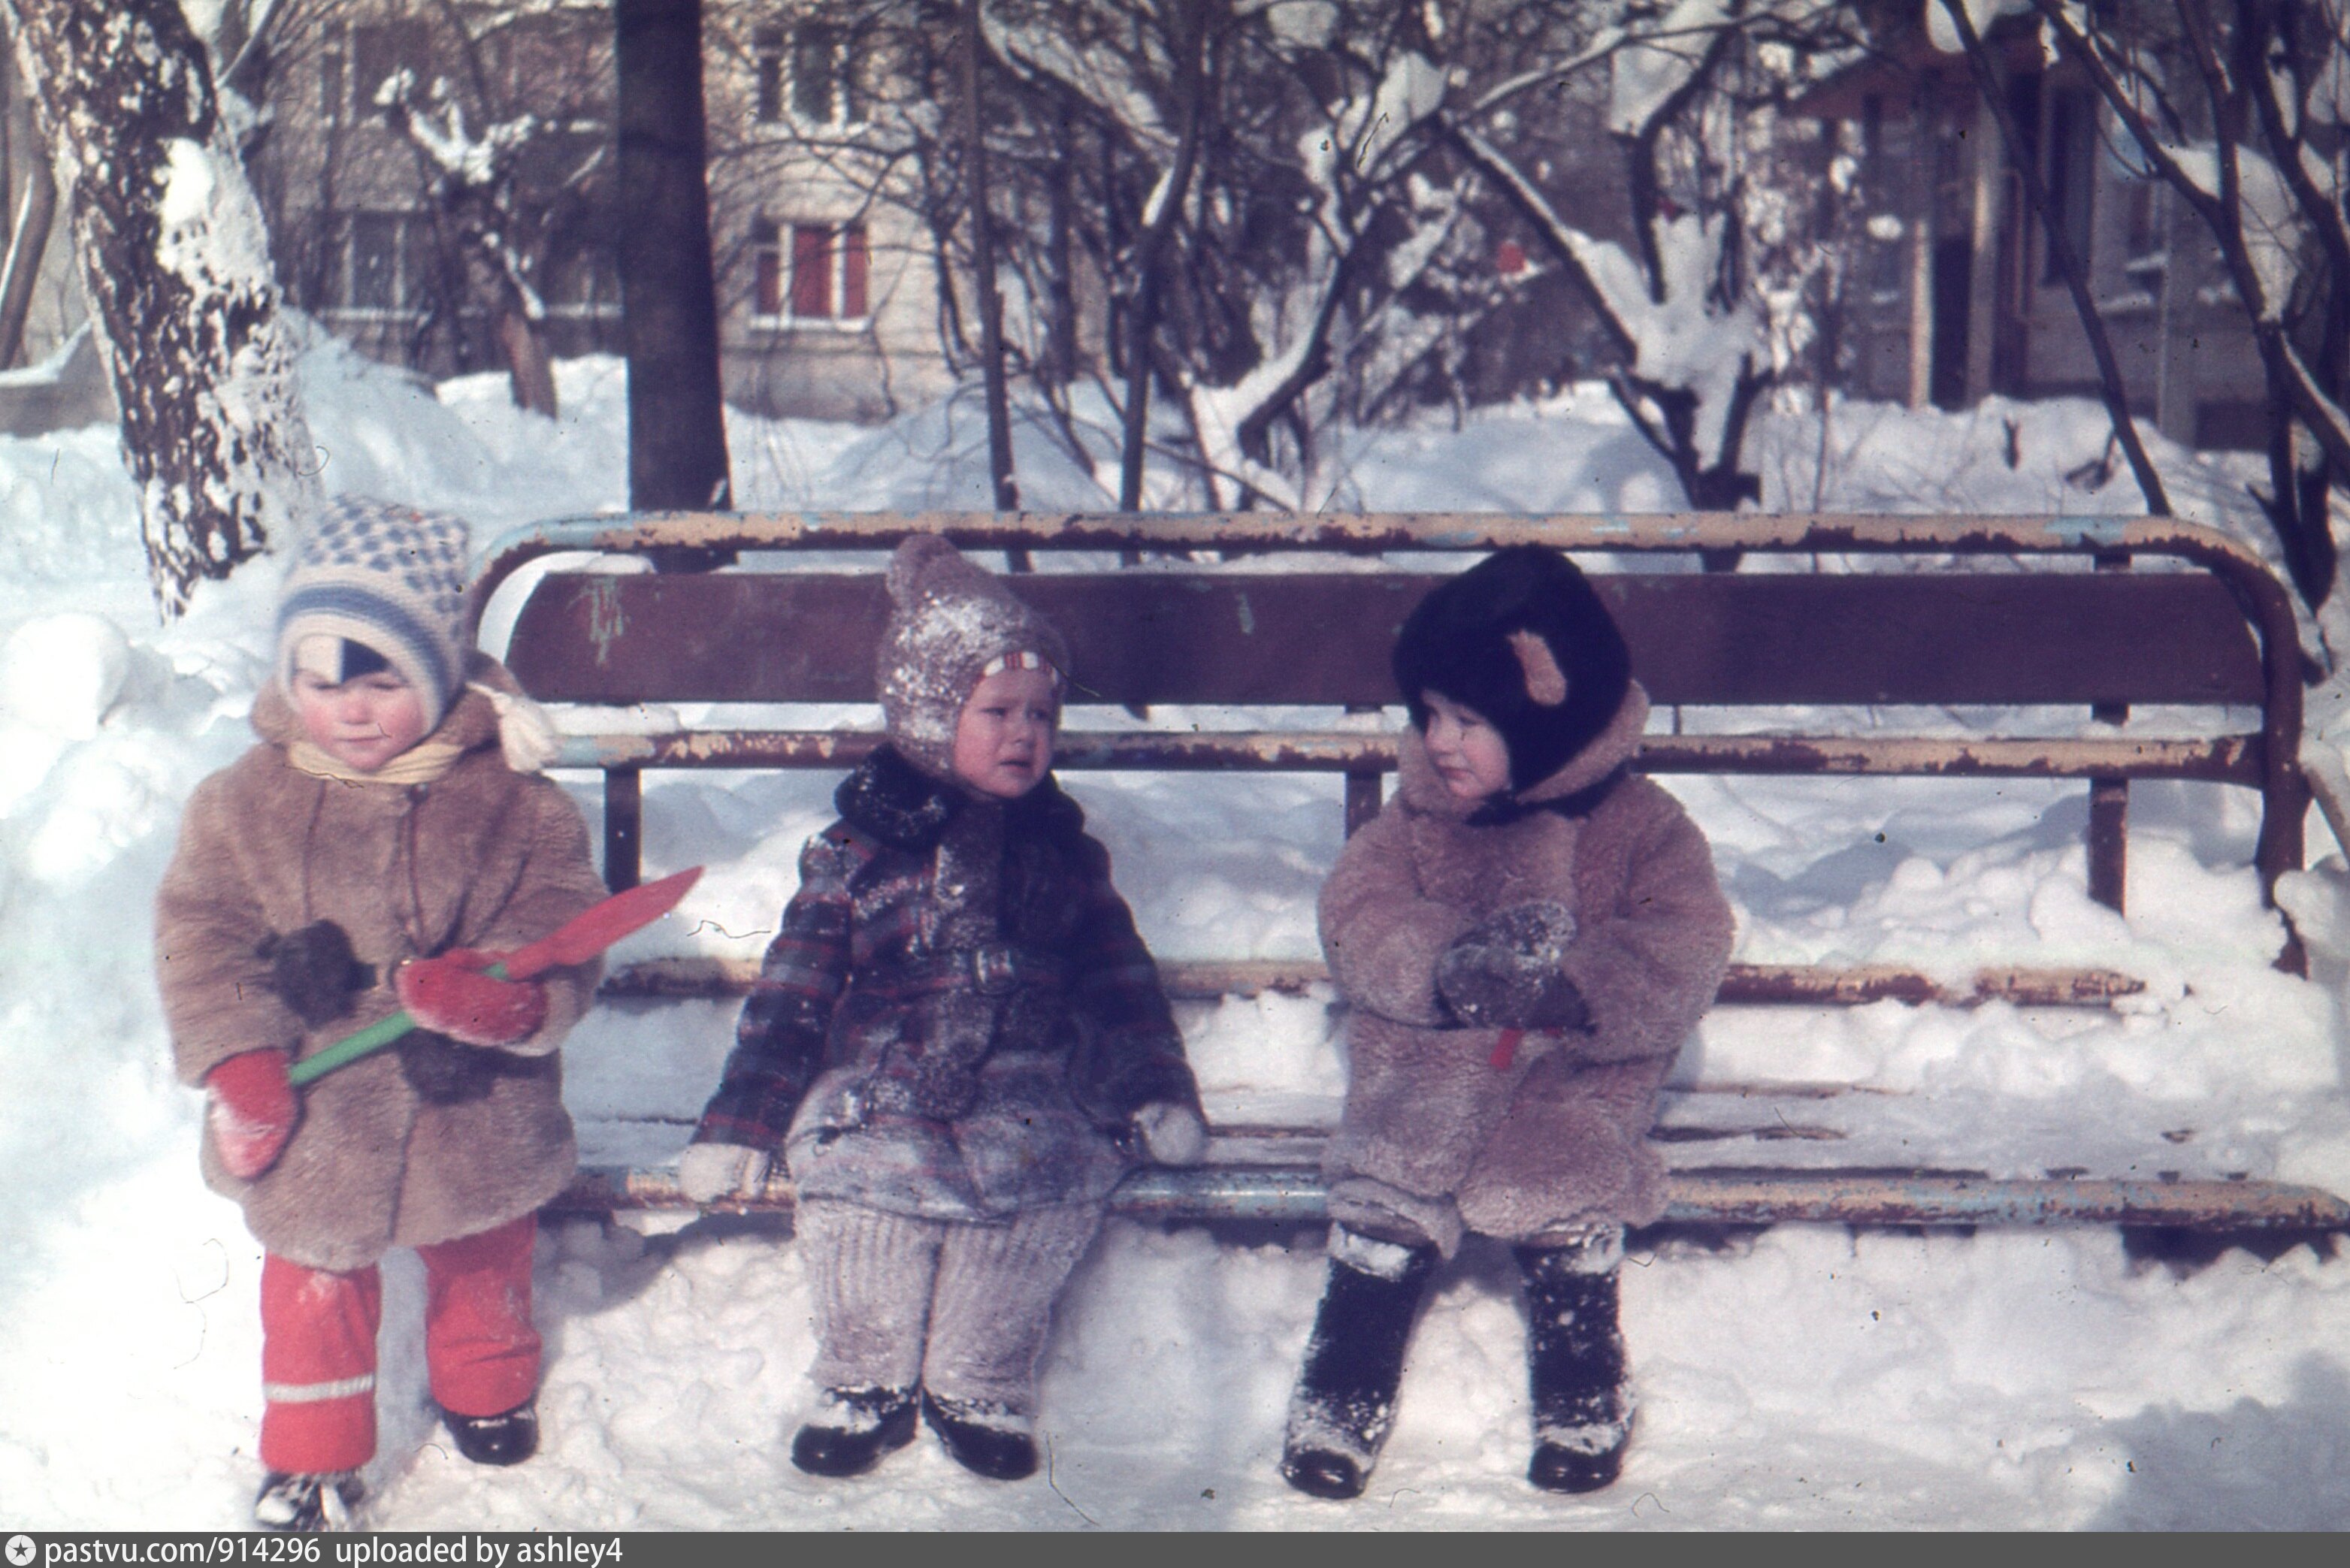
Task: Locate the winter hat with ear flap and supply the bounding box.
[1392,544,1632,793]
[875,536,1072,779]
[276,494,470,733]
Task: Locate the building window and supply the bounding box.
[753,26,785,123]
[791,23,854,125]
[755,20,857,127]
[332,211,429,315]
[753,219,869,322]
[485,12,584,107]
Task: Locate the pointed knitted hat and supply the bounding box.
[875,536,1070,779]
[275,495,470,732]
[1391,544,1632,793]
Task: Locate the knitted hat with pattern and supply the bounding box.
[876,536,1070,781]
[276,495,471,732]
[1392,545,1632,793]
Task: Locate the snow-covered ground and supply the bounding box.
[4,338,2349,1530]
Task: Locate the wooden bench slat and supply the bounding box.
[546,1165,2350,1231]
[507,570,2267,708]
[597,955,2149,1008]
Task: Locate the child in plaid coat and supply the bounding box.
[680,537,1206,1481]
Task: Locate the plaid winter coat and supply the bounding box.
[1319,683,1734,1255]
[155,663,606,1272]
[692,745,1201,1221]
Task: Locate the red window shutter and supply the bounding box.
[791,225,832,317]
[841,225,869,318]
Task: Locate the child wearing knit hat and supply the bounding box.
[154,496,607,1530]
[1279,545,1735,1502]
[680,536,1208,1483]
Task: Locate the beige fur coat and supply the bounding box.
[155,664,606,1270]
[1318,684,1734,1254]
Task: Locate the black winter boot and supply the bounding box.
[920,1391,1038,1481]
[791,1385,918,1477]
[1515,1230,1631,1494]
[1278,1228,1438,1500]
[443,1400,538,1467]
[253,1470,363,1532]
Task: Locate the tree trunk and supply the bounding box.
[614,0,732,513]
[496,304,559,421]
[1042,98,1078,390]
[1118,5,1207,512]
[960,0,1019,519]
[2,0,316,618]
[0,154,53,369]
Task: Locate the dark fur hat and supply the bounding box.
[1391,545,1632,792]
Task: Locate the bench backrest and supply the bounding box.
[471,512,2308,936]
[503,568,2267,710]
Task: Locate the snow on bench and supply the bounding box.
[467,512,2350,1235]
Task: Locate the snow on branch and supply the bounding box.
[1180,39,1452,509]
[1454,110,1773,473]
[377,70,539,192]
[983,2,1175,156]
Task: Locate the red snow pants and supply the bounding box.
[259,1215,540,1473]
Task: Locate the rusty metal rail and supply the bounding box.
[552,729,2262,784]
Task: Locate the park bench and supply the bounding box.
[464,511,2350,1238]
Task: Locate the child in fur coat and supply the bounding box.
[1280,544,1734,1500]
[155,497,607,1531]
[679,536,1208,1483]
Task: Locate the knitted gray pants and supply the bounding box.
[795,1198,1106,1411]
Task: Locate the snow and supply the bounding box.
[4,343,2350,1531]
[0,612,131,741]
[1923,0,2039,58]
[1609,0,1734,136]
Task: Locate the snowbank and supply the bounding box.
[1,346,2346,1530]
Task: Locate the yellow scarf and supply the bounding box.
[286,736,469,786]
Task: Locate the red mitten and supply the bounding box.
[207,1050,297,1180]
[395,950,548,1047]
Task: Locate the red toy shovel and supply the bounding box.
[288,866,703,1087]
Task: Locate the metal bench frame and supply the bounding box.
[469,511,2349,1235]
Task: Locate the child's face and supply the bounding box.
[1421,691,1513,802]
[951,665,1057,799]
[291,669,430,773]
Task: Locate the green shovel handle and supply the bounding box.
[285,961,511,1088]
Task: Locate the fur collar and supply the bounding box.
[837,742,1084,850]
[1395,680,1650,821]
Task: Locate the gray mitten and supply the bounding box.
[1435,901,1589,1031]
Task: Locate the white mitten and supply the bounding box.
[1133,1101,1208,1167]
[677,1141,772,1203]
